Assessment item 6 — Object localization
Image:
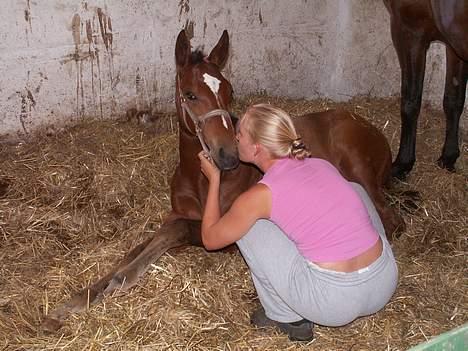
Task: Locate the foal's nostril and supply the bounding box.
[218,147,239,170]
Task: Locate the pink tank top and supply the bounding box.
[259,158,379,262]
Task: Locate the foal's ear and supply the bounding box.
[207,30,229,68]
[175,29,191,69]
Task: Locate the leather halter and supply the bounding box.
[177,74,235,156]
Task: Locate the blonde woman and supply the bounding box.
[198,104,398,342]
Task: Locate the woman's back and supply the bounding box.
[260,157,379,263]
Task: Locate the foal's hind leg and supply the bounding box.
[41,237,152,332]
[367,185,405,240]
[104,219,201,296]
[438,47,467,171]
[390,26,429,179]
[349,166,405,240]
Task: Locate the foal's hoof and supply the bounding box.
[41,316,63,333]
[388,227,404,242]
[382,212,406,242]
[104,272,137,296]
[104,273,126,296]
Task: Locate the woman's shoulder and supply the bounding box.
[233,183,271,218]
[246,182,271,195]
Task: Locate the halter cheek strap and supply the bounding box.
[177,75,235,156]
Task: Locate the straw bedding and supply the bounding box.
[0,95,466,350]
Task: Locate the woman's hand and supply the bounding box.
[198,151,220,183]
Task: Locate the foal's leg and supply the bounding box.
[390,26,429,179]
[42,219,201,331]
[347,164,405,239]
[438,47,468,171]
[41,237,152,332]
[366,184,405,240]
[333,147,404,239]
[103,218,201,296]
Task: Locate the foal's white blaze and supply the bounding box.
[203,73,228,130]
[203,73,221,94]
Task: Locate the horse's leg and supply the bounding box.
[103,218,201,296]
[390,26,429,179]
[41,237,152,332]
[438,47,468,171]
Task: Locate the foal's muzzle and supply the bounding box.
[216,146,239,170]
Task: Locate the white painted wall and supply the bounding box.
[0,0,465,139]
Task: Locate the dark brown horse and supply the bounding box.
[42,29,402,332]
[383,0,468,179]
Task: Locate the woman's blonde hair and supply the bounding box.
[241,103,311,160]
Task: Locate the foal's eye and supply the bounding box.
[185,92,197,101]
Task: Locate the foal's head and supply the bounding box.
[175,30,239,170]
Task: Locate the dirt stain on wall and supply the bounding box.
[24,0,33,46]
[14,72,47,134]
[178,0,194,39]
[203,18,208,38]
[178,0,191,18]
[184,20,195,39]
[135,67,147,111]
[66,4,116,119]
[97,8,113,51]
[19,89,36,134]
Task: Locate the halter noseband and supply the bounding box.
[177,75,235,155]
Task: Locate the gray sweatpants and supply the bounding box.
[236,183,398,327]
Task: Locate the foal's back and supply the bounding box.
[295,109,392,187]
[293,109,400,234]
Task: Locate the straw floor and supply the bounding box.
[0,96,466,350]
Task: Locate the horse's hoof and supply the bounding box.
[41,317,63,333]
[437,157,456,172]
[391,162,412,180]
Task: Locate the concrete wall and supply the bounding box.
[0,0,465,139]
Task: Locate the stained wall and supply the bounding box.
[0,0,465,139]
